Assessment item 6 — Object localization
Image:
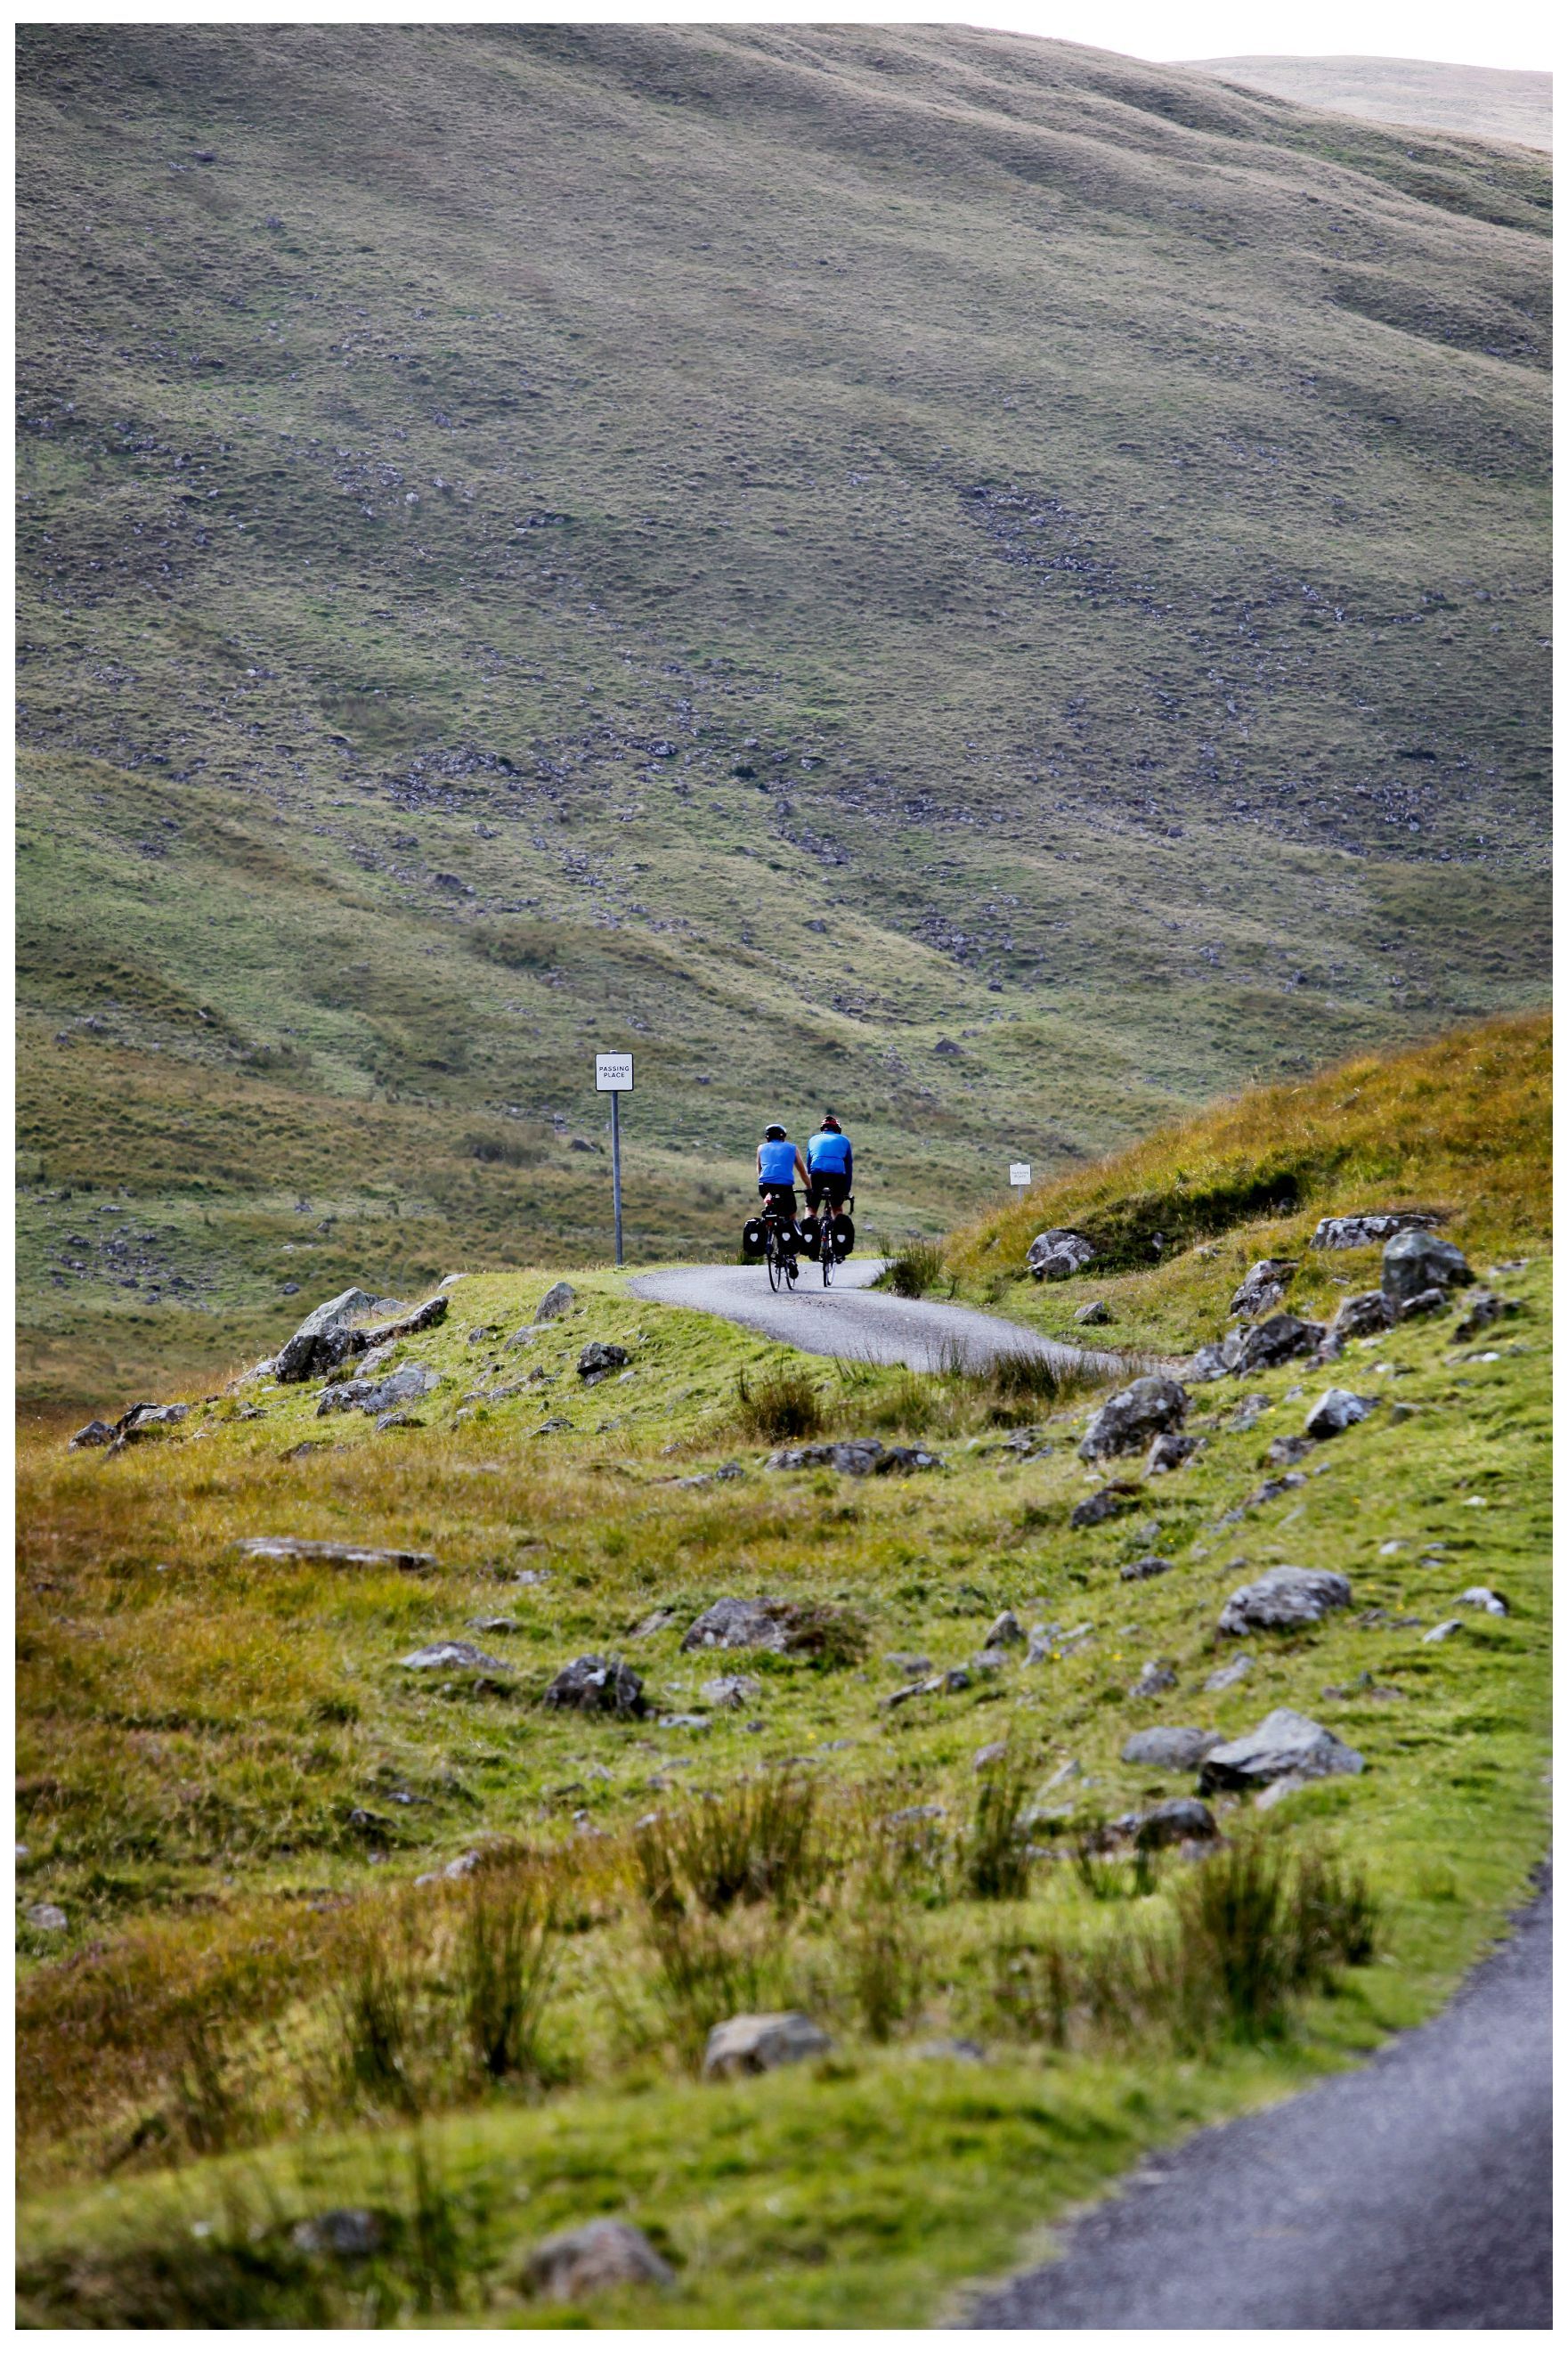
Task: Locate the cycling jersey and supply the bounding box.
[758,1136,799,1185]
[807,1129,852,1178]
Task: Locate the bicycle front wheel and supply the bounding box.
[768,1242,783,1292]
[821,1233,833,1286]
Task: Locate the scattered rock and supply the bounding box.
[1120,1726,1220,1771]
[1267,1432,1317,1467]
[525,2219,674,2300]
[1452,1290,1521,1342]
[1128,1659,1176,1698]
[1120,1554,1173,1582]
[1304,1388,1377,1439]
[681,1598,797,1653]
[767,1437,940,1475]
[1206,1651,1254,1690]
[1071,1480,1142,1528]
[69,1419,115,1450]
[1382,1229,1473,1315]
[984,1609,1026,1649]
[1218,1567,1352,1636]
[1189,1335,1244,1382]
[1234,1314,1326,1372]
[235,1535,435,1572]
[1027,1228,1095,1282]
[628,1606,679,1641]
[1312,1211,1442,1250]
[26,1901,69,1933]
[1229,1392,1272,1432]
[1395,1287,1450,1320]
[292,2209,385,2260]
[1230,1259,1296,1318]
[1199,1707,1363,1792]
[1146,1431,1198,1476]
[1328,1290,1394,1343]
[401,1639,512,1679]
[319,1362,442,1419]
[1423,1619,1464,1644]
[275,1290,448,1384]
[971,1646,1011,1675]
[1117,1796,1217,1850]
[578,1341,630,1384]
[103,1400,191,1452]
[974,1740,1010,1771]
[1458,1586,1508,1616]
[700,1673,761,1708]
[1080,1376,1188,1462]
[912,2037,987,2062]
[703,2011,833,2079]
[1074,1299,1112,1325]
[534,1281,576,1321]
[543,1656,646,1714]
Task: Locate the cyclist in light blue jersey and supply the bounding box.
[756,1123,809,1228]
[804,1112,853,1221]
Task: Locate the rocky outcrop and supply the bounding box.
[236,1535,435,1572]
[1079,1375,1188,1461]
[1327,1290,1394,1343]
[1027,1229,1095,1282]
[1218,1566,1353,1636]
[578,1340,630,1383]
[1121,1726,1221,1771]
[276,1290,448,1384]
[525,2220,674,2300]
[1311,1211,1442,1250]
[318,1362,441,1418]
[533,1281,576,1322]
[1381,1229,1473,1315]
[767,1439,940,1475]
[1198,1707,1364,1792]
[1235,1314,1326,1371]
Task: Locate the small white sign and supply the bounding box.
[595,1053,634,1093]
[1009,1162,1032,1188]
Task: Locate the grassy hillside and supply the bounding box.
[15,25,1551,1403]
[1184,57,1552,151]
[15,1019,1551,2322]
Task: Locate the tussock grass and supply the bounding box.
[881,1240,949,1299]
[733,1365,825,1444]
[633,1772,825,1918]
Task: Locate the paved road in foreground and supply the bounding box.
[964,1868,1551,2330]
[629,1258,1117,1375]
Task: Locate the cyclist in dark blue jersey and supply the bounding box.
[804,1111,853,1220]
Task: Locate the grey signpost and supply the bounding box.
[1009,1160,1032,1198]
[595,1052,633,1265]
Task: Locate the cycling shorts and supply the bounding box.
[807,1173,850,1213]
[760,1183,799,1218]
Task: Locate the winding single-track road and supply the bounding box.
[964,1867,1552,2330]
[630,1258,1118,1375]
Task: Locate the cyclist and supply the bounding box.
[804,1111,853,1253]
[756,1122,809,1266]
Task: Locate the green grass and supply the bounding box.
[14,25,1550,1404]
[16,1014,1552,2319]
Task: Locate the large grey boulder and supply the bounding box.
[1027,1229,1095,1282]
[1120,1726,1221,1771]
[1328,1290,1394,1344]
[542,1656,646,1715]
[1303,1388,1377,1439]
[318,1361,442,1418]
[1229,1259,1296,1318]
[1198,1707,1364,1793]
[1218,1566,1353,1636]
[703,2011,832,2079]
[525,2219,674,2300]
[534,1281,576,1323]
[1312,1211,1441,1250]
[277,1291,448,1383]
[1234,1314,1326,1372]
[1382,1229,1473,1315]
[1079,1375,1188,1461]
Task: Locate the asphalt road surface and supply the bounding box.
[629,1258,1118,1375]
[965,1866,1551,2330]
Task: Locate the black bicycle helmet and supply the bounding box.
[764,1122,787,1140]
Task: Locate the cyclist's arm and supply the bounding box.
[844,1143,853,1186]
[794,1149,810,1187]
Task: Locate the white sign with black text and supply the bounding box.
[595,1053,634,1093]
[1009,1162,1031,1189]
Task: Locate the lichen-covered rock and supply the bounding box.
[703,2011,832,2079]
[1198,1707,1363,1792]
[1229,1258,1296,1318]
[1070,1480,1142,1528]
[1189,1333,1245,1381]
[276,1290,447,1383]
[1218,1566,1353,1636]
[1027,1228,1095,1282]
[700,1673,762,1708]
[679,1597,800,1653]
[1233,1314,1326,1372]
[533,1281,576,1322]
[318,1361,442,1418]
[1311,1211,1441,1250]
[542,1655,646,1714]
[1146,1431,1198,1476]
[578,1340,631,1383]
[1328,1290,1394,1343]
[525,2219,673,2300]
[1381,1228,1473,1314]
[1079,1375,1188,1461]
[401,1639,512,1679]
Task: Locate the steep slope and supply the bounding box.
[15,27,1551,1399]
[1183,56,1551,151]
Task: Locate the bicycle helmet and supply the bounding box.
[820,1112,841,1131]
[764,1122,787,1140]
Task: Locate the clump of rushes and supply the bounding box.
[633,1771,825,1917]
[458,1862,559,2085]
[883,1238,946,1299]
[960,1738,1035,1901]
[734,1364,824,1441]
[336,1904,424,2117]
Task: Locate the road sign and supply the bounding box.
[1009,1162,1032,1189]
[593,1054,633,1263]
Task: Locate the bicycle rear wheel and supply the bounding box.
[821,1228,833,1285]
[767,1235,783,1291]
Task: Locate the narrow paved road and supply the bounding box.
[966,1868,1551,2330]
[629,1259,1118,1375]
